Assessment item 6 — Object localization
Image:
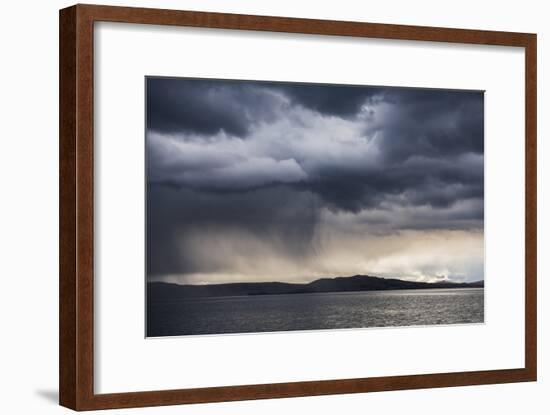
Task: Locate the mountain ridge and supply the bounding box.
[148,274,484,300]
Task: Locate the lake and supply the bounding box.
[147,287,484,337]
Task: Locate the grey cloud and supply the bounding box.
[368,88,484,162]
[146,78,484,281]
[147,78,287,137]
[147,78,381,137]
[146,78,483,217]
[147,185,321,277]
[276,83,377,117]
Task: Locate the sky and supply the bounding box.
[146,77,484,285]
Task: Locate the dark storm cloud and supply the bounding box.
[146,78,484,280]
[147,185,321,276]
[305,152,483,213]
[146,77,483,219]
[147,79,482,199]
[278,83,377,117]
[147,78,379,137]
[367,88,484,162]
[147,78,285,137]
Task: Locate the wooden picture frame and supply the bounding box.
[59,4,537,410]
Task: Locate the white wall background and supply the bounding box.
[0,0,547,414]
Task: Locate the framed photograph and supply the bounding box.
[59,4,537,410]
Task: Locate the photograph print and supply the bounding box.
[146,77,484,337]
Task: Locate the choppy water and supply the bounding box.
[147,288,484,337]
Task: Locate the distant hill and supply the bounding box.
[148,275,484,301]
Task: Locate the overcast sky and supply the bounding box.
[146,77,484,285]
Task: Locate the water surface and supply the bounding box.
[147,288,484,337]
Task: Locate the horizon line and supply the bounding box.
[148,274,485,287]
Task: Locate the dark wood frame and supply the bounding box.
[60,3,537,411]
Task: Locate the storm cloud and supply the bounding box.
[146,77,484,284]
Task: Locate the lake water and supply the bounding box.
[147,288,484,337]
